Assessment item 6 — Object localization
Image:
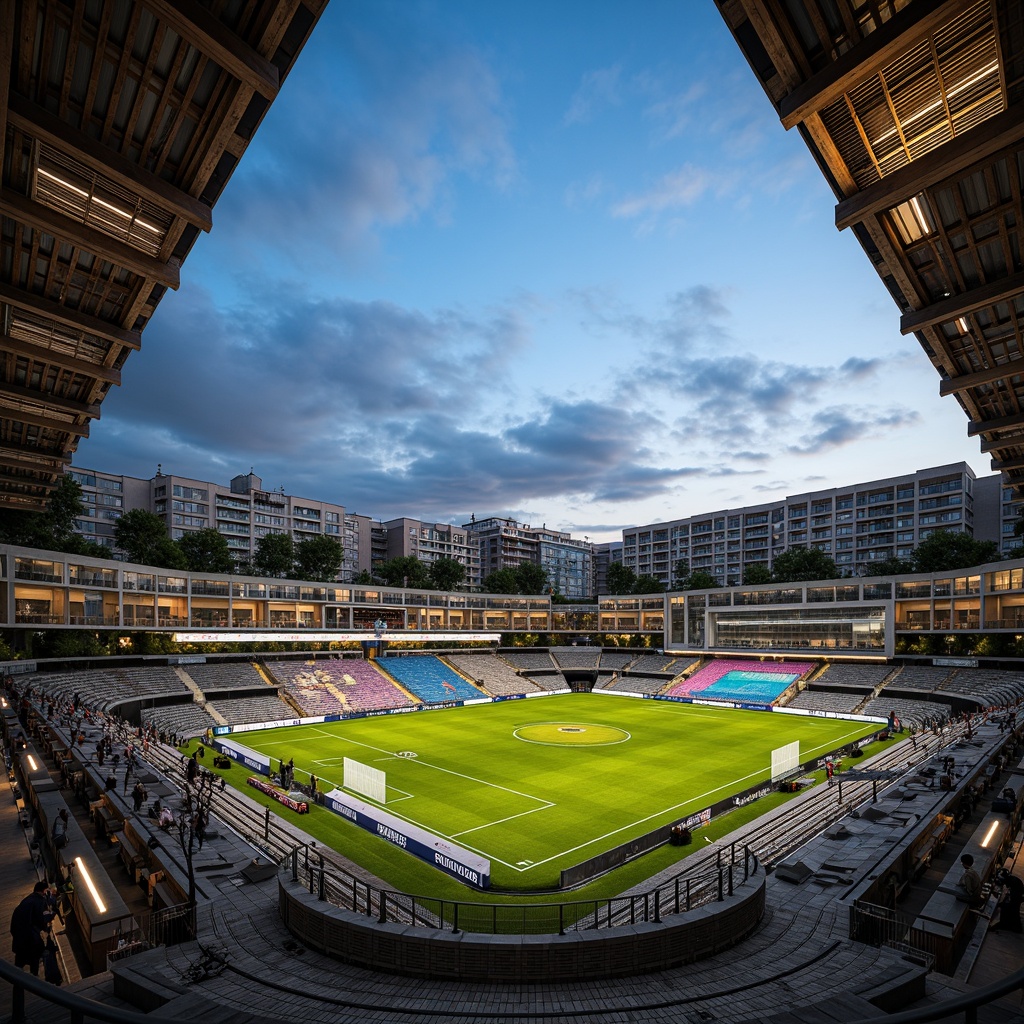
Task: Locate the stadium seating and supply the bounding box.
[375,655,483,703]
[784,690,864,715]
[446,653,542,696]
[183,662,269,692]
[206,694,296,726]
[667,659,813,704]
[267,659,413,714]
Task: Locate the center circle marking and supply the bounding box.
[513,722,631,746]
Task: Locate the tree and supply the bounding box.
[114,509,185,568]
[742,564,772,585]
[680,569,719,590]
[605,562,637,596]
[376,556,431,589]
[294,535,344,582]
[0,474,87,552]
[863,555,914,577]
[352,569,375,585]
[178,528,234,573]
[514,562,548,595]
[253,532,295,578]
[482,568,519,594]
[910,530,1000,573]
[770,547,839,583]
[633,574,666,593]
[429,557,466,592]
[672,559,690,584]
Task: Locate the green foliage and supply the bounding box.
[294,535,344,582]
[352,569,375,585]
[377,555,431,589]
[252,532,295,578]
[678,569,719,590]
[483,563,548,595]
[605,562,636,595]
[910,530,1000,573]
[0,475,88,552]
[672,559,689,583]
[864,556,915,577]
[632,574,666,593]
[770,547,839,583]
[428,557,466,592]
[741,564,772,585]
[114,509,185,568]
[178,528,234,573]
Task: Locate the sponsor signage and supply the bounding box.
[323,788,491,889]
[213,736,271,775]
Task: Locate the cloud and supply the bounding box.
[564,65,623,124]
[215,18,516,268]
[611,164,720,220]
[789,408,921,455]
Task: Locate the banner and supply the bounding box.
[323,788,491,889]
[213,736,271,775]
[248,776,308,813]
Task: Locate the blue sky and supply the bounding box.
[76,1,989,542]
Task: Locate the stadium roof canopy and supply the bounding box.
[718,0,1024,498]
[0,0,326,511]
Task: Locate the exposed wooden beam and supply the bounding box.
[0,445,70,468]
[901,269,1024,335]
[779,0,961,129]
[0,406,90,438]
[0,282,142,352]
[0,381,100,417]
[7,94,213,233]
[835,105,1024,230]
[0,189,180,289]
[939,361,1024,397]
[968,412,1024,436]
[0,465,57,488]
[991,454,1024,471]
[0,3,13,181]
[0,494,50,512]
[980,430,1024,452]
[1,336,122,385]
[142,0,280,100]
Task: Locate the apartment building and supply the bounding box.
[463,516,596,600]
[382,518,482,589]
[622,464,1017,588]
[67,466,373,582]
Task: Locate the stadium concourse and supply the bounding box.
[2,657,1024,1023]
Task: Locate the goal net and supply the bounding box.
[344,757,387,804]
[770,740,800,782]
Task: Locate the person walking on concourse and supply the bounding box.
[10,880,53,976]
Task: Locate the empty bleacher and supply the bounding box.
[28,667,189,712]
[375,655,483,703]
[500,650,556,672]
[206,694,296,726]
[859,696,951,729]
[939,669,1024,706]
[784,690,864,715]
[883,666,955,693]
[183,662,269,692]
[599,674,668,695]
[813,664,894,690]
[598,651,635,671]
[142,702,219,739]
[550,647,601,670]
[446,653,542,696]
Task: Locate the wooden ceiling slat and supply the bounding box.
[0,187,180,288]
[0,281,141,351]
[0,405,89,437]
[780,0,962,129]
[142,0,279,100]
[1,336,122,385]
[0,380,100,417]
[8,94,213,231]
[836,106,1024,229]
[901,267,1024,335]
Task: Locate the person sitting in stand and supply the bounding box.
[157,805,174,831]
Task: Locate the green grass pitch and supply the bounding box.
[239,692,878,889]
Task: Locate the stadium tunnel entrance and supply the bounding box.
[563,672,596,692]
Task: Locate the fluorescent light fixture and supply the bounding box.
[75,857,107,913]
[27,755,38,771]
[36,167,162,239]
[980,821,1001,848]
[957,317,970,333]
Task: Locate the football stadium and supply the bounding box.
[3,2,1024,1023]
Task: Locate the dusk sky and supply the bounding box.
[75,1,990,543]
